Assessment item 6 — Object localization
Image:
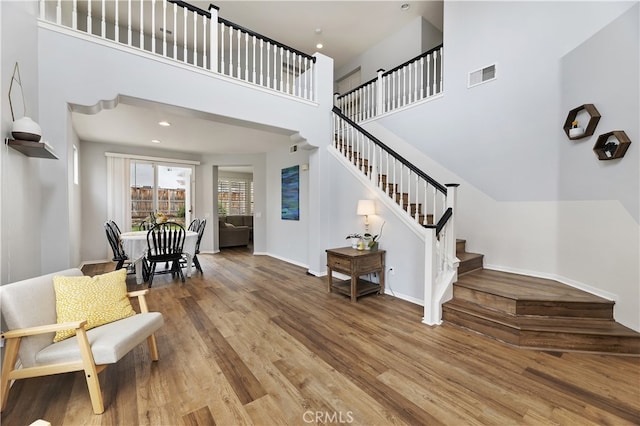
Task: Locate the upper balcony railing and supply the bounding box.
[335,44,443,122]
[39,0,317,102]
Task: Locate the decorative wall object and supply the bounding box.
[563,104,601,140]
[5,62,56,158]
[593,130,632,160]
[281,165,300,220]
[8,62,25,122]
[8,62,42,141]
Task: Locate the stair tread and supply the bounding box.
[444,299,640,337]
[457,251,484,261]
[455,269,613,304]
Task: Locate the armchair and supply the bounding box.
[0,268,164,414]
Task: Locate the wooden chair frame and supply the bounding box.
[0,290,159,415]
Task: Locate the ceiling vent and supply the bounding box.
[468,64,496,88]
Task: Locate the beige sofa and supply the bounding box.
[221,215,253,229]
[219,215,252,247]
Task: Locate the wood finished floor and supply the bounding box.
[2,248,639,425]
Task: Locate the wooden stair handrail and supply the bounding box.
[424,207,453,236]
[333,106,447,195]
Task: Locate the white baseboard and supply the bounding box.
[261,252,310,270]
[484,264,617,301]
[382,288,424,306]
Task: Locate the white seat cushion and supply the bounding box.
[36,313,163,366]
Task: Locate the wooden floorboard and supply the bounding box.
[2,249,639,425]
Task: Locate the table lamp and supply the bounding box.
[357,199,376,233]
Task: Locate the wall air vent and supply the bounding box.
[290,144,298,154]
[468,64,496,88]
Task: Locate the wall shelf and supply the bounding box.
[563,104,601,140]
[5,138,58,159]
[593,130,632,160]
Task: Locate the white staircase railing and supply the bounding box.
[332,107,458,324]
[38,0,316,102]
[336,44,443,122]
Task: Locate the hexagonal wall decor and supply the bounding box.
[593,130,632,160]
[563,104,601,140]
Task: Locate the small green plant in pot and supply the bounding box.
[364,221,385,251]
[346,233,362,249]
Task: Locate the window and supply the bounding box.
[218,175,253,215]
[131,161,193,229]
[73,145,79,185]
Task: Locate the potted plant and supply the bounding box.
[363,221,385,251]
[345,233,362,249]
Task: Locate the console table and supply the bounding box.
[326,247,386,302]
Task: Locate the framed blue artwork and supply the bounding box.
[281,165,299,220]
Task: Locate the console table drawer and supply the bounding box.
[328,256,352,272]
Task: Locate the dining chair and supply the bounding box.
[188,218,201,232]
[193,219,206,273]
[138,220,154,231]
[146,222,185,287]
[105,221,149,279]
[182,219,206,274]
[108,219,121,235]
[104,221,129,270]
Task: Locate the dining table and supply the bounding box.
[120,230,198,284]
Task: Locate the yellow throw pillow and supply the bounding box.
[52,269,135,342]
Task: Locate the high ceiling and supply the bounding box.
[72,1,443,155]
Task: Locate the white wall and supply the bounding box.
[68,118,82,267]
[382,1,635,203]
[1,0,42,283]
[559,4,639,221]
[264,146,311,267]
[557,4,639,330]
[373,1,639,330]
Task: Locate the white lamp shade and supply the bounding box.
[357,200,375,216]
[12,117,42,141]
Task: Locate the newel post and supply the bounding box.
[423,226,438,325]
[376,68,384,116]
[209,4,220,72]
[445,183,459,271]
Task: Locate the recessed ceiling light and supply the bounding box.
[158,121,171,126]
[151,139,161,144]
[316,43,323,49]
[315,28,322,34]
[400,3,410,11]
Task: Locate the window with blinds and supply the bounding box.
[218,178,253,215]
